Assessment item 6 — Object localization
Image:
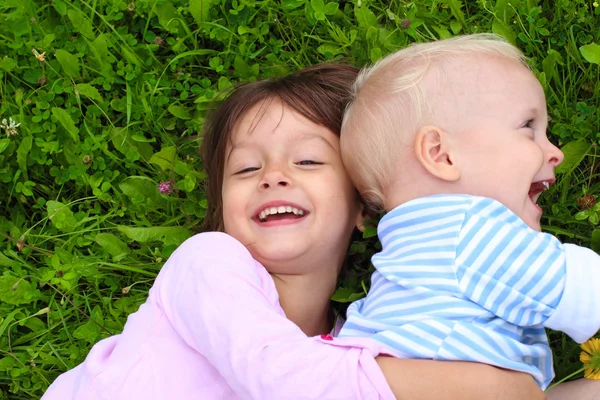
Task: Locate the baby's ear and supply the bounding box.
[414,125,460,182]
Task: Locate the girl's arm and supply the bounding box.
[155,232,394,400]
[377,357,546,400]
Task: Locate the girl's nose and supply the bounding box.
[258,166,291,190]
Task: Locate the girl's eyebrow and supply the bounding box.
[226,142,248,163]
[295,132,336,151]
[227,132,336,163]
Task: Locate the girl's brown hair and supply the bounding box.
[201,63,360,231]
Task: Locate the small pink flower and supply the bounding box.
[157,180,173,194]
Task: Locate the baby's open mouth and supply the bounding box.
[256,205,307,222]
[528,179,555,204]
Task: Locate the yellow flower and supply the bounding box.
[580,338,600,380]
[594,1,599,7]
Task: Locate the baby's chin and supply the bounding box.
[522,217,542,232]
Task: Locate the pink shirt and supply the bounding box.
[43,232,394,399]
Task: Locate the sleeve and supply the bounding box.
[153,232,395,400]
[455,198,600,343]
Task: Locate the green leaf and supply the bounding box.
[575,210,590,221]
[0,138,10,154]
[47,200,79,233]
[580,43,600,64]
[119,176,163,204]
[53,0,67,15]
[121,47,141,67]
[317,44,344,56]
[117,226,192,246]
[370,47,383,62]
[331,287,365,303]
[55,49,80,77]
[51,107,79,142]
[131,134,156,143]
[234,55,251,79]
[555,140,591,175]
[442,0,466,27]
[591,229,600,253]
[311,0,325,12]
[67,9,95,39]
[155,2,179,30]
[0,57,17,72]
[88,34,114,78]
[324,2,338,15]
[0,309,21,337]
[0,276,35,305]
[167,105,191,120]
[174,172,197,192]
[450,21,462,35]
[110,127,153,160]
[149,146,177,171]
[0,252,14,267]
[95,233,130,261]
[363,224,377,239]
[491,18,516,44]
[542,50,563,83]
[355,4,378,28]
[174,160,191,176]
[189,0,212,24]
[76,84,103,103]
[73,306,103,343]
[17,136,32,181]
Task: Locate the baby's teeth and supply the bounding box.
[298,210,304,216]
[286,206,292,213]
[269,207,278,215]
[278,206,286,213]
[259,211,266,220]
[542,181,550,190]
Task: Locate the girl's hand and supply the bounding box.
[376,356,545,400]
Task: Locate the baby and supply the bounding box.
[338,33,600,389]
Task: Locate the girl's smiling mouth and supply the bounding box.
[254,202,309,224]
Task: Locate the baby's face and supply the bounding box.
[449,57,564,231]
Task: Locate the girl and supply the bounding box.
[43,63,549,399]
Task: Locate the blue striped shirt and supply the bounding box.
[339,195,573,388]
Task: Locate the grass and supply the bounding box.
[0,0,600,397]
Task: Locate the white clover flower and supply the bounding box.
[1,117,21,137]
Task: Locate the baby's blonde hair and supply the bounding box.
[341,33,528,211]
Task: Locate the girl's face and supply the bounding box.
[221,99,362,275]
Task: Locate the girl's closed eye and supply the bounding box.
[234,166,260,175]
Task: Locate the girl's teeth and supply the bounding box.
[542,181,550,190]
[258,205,306,220]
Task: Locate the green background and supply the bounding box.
[1,0,599,397]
